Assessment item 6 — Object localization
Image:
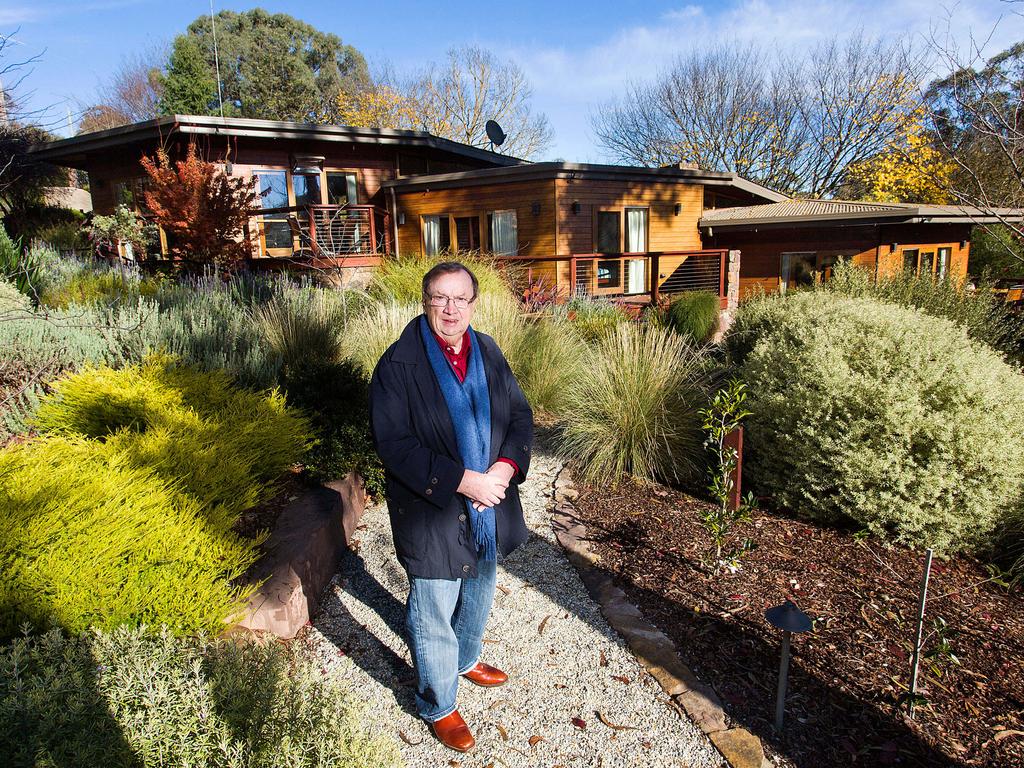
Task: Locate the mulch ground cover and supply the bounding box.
[233,470,309,542]
[570,481,1024,768]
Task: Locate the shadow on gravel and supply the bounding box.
[313,551,420,719]
[574,511,964,768]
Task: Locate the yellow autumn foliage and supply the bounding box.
[850,118,955,204]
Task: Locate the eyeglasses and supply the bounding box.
[427,294,475,309]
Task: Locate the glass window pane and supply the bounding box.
[257,172,288,209]
[490,210,517,256]
[903,249,919,274]
[937,247,951,279]
[921,251,935,274]
[625,208,647,252]
[294,173,321,209]
[327,172,357,205]
[597,260,621,289]
[264,221,293,250]
[597,211,621,253]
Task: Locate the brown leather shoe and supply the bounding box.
[461,662,508,687]
[430,709,475,752]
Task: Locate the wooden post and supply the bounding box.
[719,250,727,300]
[382,210,392,256]
[724,426,743,512]
[570,256,578,296]
[308,207,317,255]
[651,252,660,306]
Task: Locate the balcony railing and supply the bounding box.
[248,204,391,264]
[498,250,729,306]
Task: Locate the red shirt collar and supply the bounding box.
[431,330,471,382]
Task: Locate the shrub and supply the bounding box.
[730,291,1024,553]
[557,323,713,484]
[39,268,160,310]
[512,319,585,415]
[369,251,512,303]
[34,219,88,251]
[665,290,720,343]
[252,289,347,372]
[822,259,1024,357]
[551,296,630,342]
[0,626,403,768]
[0,357,311,637]
[0,223,42,299]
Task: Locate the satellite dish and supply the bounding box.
[485,120,507,148]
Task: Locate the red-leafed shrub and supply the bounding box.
[141,143,258,270]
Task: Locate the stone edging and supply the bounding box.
[550,468,770,768]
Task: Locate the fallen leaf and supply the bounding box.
[612,675,630,684]
[398,730,422,745]
[571,717,587,729]
[641,741,652,749]
[487,699,507,711]
[538,615,551,634]
[448,761,460,767]
[495,723,508,741]
[528,735,544,747]
[482,637,500,644]
[497,584,510,596]
[596,711,639,731]
[994,730,1024,742]
[599,650,608,667]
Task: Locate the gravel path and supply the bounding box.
[304,452,725,768]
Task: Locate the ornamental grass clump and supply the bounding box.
[558,323,713,484]
[343,299,420,377]
[0,626,402,768]
[551,296,630,342]
[369,251,512,302]
[729,291,1024,553]
[0,356,311,638]
[665,290,721,343]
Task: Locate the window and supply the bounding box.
[423,215,452,256]
[624,208,648,294]
[327,172,358,205]
[780,252,817,294]
[920,251,935,276]
[455,216,481,251]
[256,171,292,251]
[937,247,951,279]
[902,249,920,274]
[597,260,621,290]
[596,211,621,253]
[488,210,517,256]
[292,172,321,219]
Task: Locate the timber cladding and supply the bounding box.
[392,179,557,257]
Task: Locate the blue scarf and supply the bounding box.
[419,315,496,562]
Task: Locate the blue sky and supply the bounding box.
[5,0,1022,160]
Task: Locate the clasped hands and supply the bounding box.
[457,462,514,512]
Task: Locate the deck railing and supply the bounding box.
[248,203,391,262]
[498,249,729,306]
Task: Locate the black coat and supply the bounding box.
[368,316,533,579]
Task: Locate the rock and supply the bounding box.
[233,476,365,639]
[710,727,768,768]
[675,682,728,734]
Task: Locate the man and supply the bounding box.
[369,262,534,752]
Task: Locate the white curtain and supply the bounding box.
[423,216,440,256]
[491,210,517,255]
[626,209,647,293]
[626,208,647,252]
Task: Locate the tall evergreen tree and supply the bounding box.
[159,8,369,122]
[159,36,216,115]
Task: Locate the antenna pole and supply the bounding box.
[210,0,225,118]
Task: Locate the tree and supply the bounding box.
[79,48,164,132]
[334,83,417,130]
[592,36,923,197]
[159,35,216,115]
[923,29,1024,267]
[405,46,552,159]
[140,143,258,270]
[846,116,955,203]
[160,8,369,121]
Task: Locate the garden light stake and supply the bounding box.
[765,599,812,733]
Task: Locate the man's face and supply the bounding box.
[423,270,476,343]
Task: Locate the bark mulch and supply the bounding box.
[570,480,1024,768]
[233,470,309,542]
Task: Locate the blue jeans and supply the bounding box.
[404,557,498,722]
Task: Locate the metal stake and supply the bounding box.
[774,629,792,732]
[908,547,934,719]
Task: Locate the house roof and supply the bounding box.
[28,114,526,169]
[700,198,1024,228]
[382,161,788,203]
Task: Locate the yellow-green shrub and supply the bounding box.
[40,269,160,309]
[0,626,402,768]
[0,357,312,637]
[730,292,1024,553]
[369,252,513,303]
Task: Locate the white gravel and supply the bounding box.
[305,452,725,768]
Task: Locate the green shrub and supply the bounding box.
[0,357,311,637]
[34,219,88,251]
[512,319,585,415]
[665,290,720,343]
[730,291,1024,553]
[39,268,160,309]
[253,288,347,372]
[557,323,713,484]
[0,626,403,768]
[823,259,1024,357]
[552,296,630,342]
[0,223,42,299]
[369,252,512,303]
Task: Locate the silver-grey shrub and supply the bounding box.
[0,625,402,768]
[730,291,1024,553]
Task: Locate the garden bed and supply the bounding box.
[571,481,1023,768]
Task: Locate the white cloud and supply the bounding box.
[498,0,1022,160]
